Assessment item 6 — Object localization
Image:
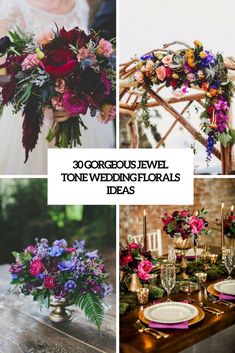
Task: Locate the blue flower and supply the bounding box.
[36,273,46,281]
[86,250,98,259]
[48,245,64,257]
[53,239,67,248]
[74,240,85,250]
[11,274,19,280]
[58,260,75,271]
[108,52,116,69]
[64,280,76,292]
[140,53,154,61]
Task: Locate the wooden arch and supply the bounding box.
[119,41,235,174]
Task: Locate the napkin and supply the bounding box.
[219,293,235,300]
[148,321,188,329]
[176,255,196,260]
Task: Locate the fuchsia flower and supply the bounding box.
[96,38,113,57]
[21,53,40,70]
[97,104,116,124]
[25,245,36,254]
[156,65,166,81]
[137,260,153,281]
[189,216,204,234]
[29,259,44,276]
[63,90,88,115]
[181,210,189,217]
[128,242,140,250]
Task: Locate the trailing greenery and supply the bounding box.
[75,292,105,329]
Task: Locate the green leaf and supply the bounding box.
[229,128,235,143]
[218,132,232,147]
[74,292,105,329]
[167,222,174,233]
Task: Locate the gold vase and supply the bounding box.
[124,273,142,292]
[173,237,194,280]
[49,298,73,323]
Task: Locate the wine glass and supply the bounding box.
[168,244,176,264]
[223,248,235,280]
[180,281,198,303]
[161,263,176,302]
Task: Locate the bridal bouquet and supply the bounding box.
[161,208,209,241]
[135,41,234,162]
[0,26,116,162]
[9,238,112,329]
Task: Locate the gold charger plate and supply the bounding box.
[138,304,205,326]
[207,283,220,297]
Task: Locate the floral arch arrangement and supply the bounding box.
[120,41,235,171]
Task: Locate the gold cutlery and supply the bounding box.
[199,302,224,315]
[136,320,169,339]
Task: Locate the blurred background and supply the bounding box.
[120,178,235,254]
[0,179,116,285]
[120,0,235,174]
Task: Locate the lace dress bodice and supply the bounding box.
[0,0,89,34]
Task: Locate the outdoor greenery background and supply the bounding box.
[0,179,116,267]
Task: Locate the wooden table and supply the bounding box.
[0,265,116,353]
[120,282,235,353]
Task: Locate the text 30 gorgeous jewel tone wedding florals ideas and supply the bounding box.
[0,26,116,162]
[9,239,112,329]
[134,41,235,162]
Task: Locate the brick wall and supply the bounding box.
[120,178,235,253]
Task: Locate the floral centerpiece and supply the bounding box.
[224,213,235,238]
[9,238,112,328]
[134,41,234,162]
[120,240,157,291]
[161,208,209,249]
[0,26,116,162]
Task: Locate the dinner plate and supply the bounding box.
[143,302,198,324]
[214,280,235,296]
[139,305,204,326]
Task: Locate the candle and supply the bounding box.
[143,209,147,251]
[221,202,224,248]
[231,205,234,216]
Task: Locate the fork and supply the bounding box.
[199,302,224,315]
[136,320,169,338]
[208,294,235,308]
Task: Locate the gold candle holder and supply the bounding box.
[136,288,149,305]
[210,254,218,264]
[195,272,207,289]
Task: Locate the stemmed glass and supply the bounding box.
[223,248,235,280]
[161,263,176,302]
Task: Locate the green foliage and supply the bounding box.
[120,302,129,315]
[148,286,164,300]
[75,292,105,329]
[219,132,232,147]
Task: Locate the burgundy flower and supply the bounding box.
[42,49,77,78]
[60,27,89,47]
[128,242,139,250]
[1,78,15,104]
[43,275,56,289]
[63,89,88,115]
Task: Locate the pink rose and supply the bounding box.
[77,47,97,63]
[25,245,36,255]
[181,210,189,217]
[96,38,113,58]
[29,259,44,276]
[134,70,144,84]
[97,104,116,124]
[156,65,166,81]
[162,54,173,66]
[128,242,139,250]
[35,30,55,46]
[51,96,64,111]
[43,276,56,289]
[189,216,204,234]
[21,53,40,70]
[137,260,153,281]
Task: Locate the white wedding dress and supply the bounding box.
[0,0,115,175]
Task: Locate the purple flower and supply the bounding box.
[201,51,216,67]
[53,239,67,248]
[58,260,75,271]
[35,239,49,259]
[101,283,112,296]
[9,263,24,274]
[48,246,64,257]
[86,250,99,259]
[36,273,46,281]
[11,274,19,280]
[0,36,12,53]
[64,280,76,292]
[140,54,154,61]
[215,99,228,111]
[74,240,85,251]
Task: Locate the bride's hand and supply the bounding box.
[53,110,74,122]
